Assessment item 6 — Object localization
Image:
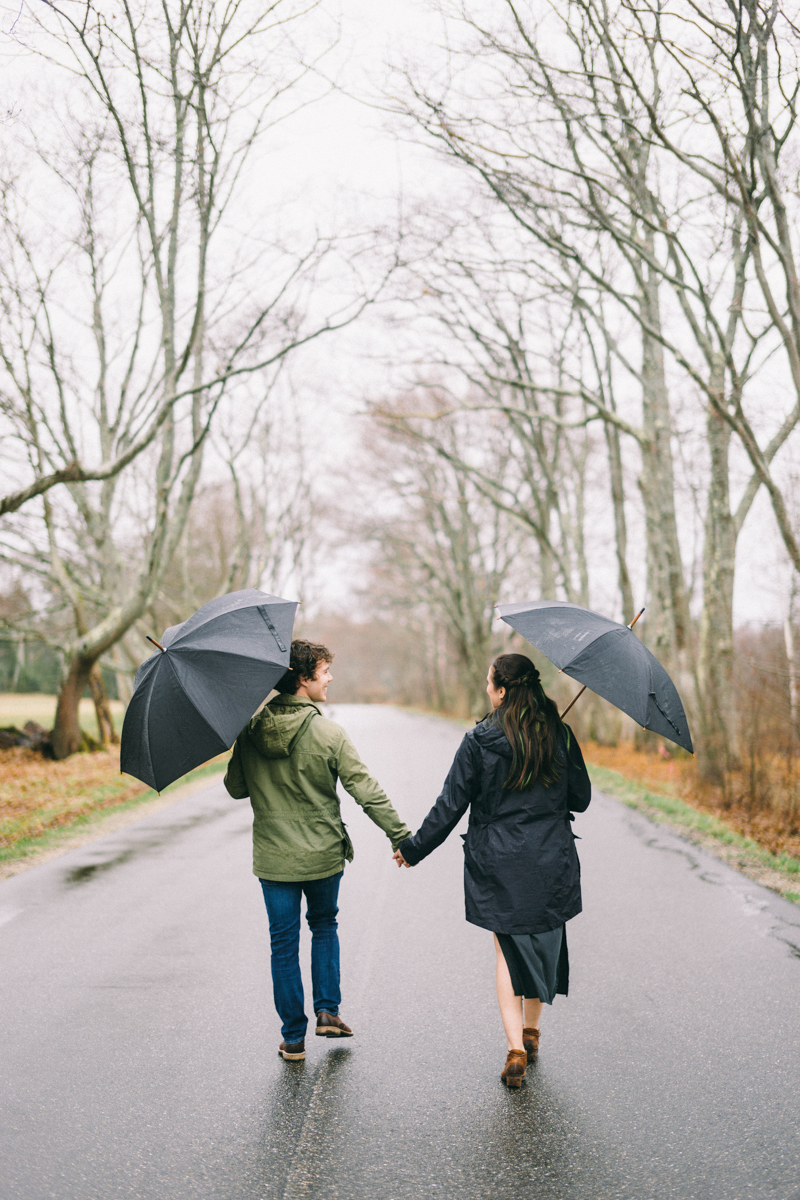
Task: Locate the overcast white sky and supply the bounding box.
[0,0,790,628]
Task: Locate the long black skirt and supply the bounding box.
[496,924,569,1005]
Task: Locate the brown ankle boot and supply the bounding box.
[315,1012,353,1038]
[522,1026,540,1063]
[278,1039,305,1061]
[500,1049,527,1088]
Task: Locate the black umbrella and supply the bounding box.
[121,588,298,791]
[496,599,693,753]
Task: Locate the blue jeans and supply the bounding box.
[259,872,342,1044]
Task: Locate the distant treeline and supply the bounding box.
[0,636,118,701]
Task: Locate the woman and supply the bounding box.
[394,653,591,1087]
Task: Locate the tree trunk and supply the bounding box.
[111,641,134,706]
[11,634,24,689]
[461,618,495,717]
[538,535,557,599]
[604,419,635,623]
[637,270,691,672]
[535,493,559,600]
[784,613,798,730]
[89,663,119,746]
[697,403,737,783]
[51,655,96,759]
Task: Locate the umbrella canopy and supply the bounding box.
[121,588,297,791]
[496,599,693,753]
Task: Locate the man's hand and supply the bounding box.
[393,849,412,868]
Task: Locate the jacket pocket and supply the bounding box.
[341,822,354,863]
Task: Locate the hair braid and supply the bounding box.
[490,652,562,788]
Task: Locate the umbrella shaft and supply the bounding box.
[560,684,587,720]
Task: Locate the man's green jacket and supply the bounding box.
[224,694,411,881]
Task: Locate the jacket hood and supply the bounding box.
[472,715,512,757]
[246,695,321,760]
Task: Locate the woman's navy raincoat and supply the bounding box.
[398,718,591,935]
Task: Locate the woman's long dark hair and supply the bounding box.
[490,653,563,789]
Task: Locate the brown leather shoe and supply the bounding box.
[500,1049,527,1088]
[278,1039,305,1061]
[523,1026,540,1063]
[315,1011,353,1038]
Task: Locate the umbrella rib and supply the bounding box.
[650,694,685,739]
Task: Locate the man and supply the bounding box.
[224,639,410,1062]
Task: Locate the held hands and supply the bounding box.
[392,849,413,868]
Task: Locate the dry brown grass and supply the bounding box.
[583,741,800,862]
[0,745,228,857]
[0,746,148,850]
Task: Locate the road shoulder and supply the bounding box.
[0,761,228,882]
[588,762,800,905]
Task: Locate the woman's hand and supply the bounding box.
[392,849,413,868]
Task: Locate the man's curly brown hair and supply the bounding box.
[274,639,333,694]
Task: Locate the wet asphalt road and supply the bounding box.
[1,704,799,1200]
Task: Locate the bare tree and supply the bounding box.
[391,5,693,672]
[215,379,318,600]
[148,376,320,638]
[362,394,534,714]
[390,0,800,778]
[386,217,628,614]
[0,0,387,756]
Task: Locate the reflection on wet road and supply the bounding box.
[0,705,798,1199]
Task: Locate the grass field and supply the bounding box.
[0,693,125,737]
